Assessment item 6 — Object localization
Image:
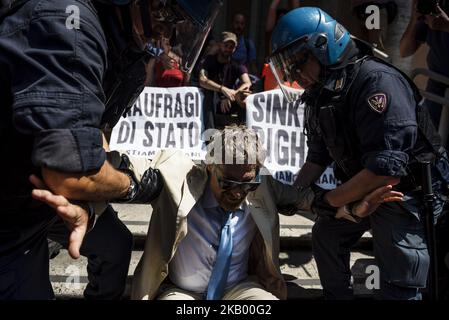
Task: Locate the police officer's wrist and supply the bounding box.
[120,172,138,202]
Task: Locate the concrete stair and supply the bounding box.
[50,203,375,300]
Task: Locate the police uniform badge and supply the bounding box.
[334,77,344,91]
[367,93,387,113]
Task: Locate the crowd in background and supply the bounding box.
[142,0,449,146]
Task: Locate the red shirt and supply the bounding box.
[155,60,184,88]
[262,63,301,91]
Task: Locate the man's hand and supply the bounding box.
[220,98,232,113]
[236,89,252,108]
[29,175,88,259]
[238,82,252,92]
[352,184,404,218]
[159,53,176,69]
[425,5,449,33]
[221,87,237,101]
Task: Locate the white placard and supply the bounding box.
[247,89,339,188]
[110,86,206,160]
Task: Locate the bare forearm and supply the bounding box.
[267,0,281,31]
[237,81,252,92]
[294,162,326,187]
[400,17,421,57]
[325,169,398,207]
[199,74,224,93]
[42,161,129,202]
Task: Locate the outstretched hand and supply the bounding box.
[29,174,89,259]
[352,184,404,218]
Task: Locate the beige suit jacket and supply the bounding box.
[131,149,308,300]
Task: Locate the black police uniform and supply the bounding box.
[303,44,449,299]
[0,0,154,299]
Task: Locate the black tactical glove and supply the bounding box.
[310,185,339,218]
[107,151,163,204]
[277,185,316,216]
[278,205,301,216]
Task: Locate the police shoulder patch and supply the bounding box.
[367,93,388,114]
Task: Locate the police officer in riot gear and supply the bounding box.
[270,7,449,299]
[0,0,221,299]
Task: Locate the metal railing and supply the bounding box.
[410,68,449,147]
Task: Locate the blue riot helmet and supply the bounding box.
[99,0,223,73]
[269,7,352,102]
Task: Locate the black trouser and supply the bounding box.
[0,234,54,300]
[0,205,132,300]
[48,205,133,299]
[0,203,57,300]
[312,201,430,300]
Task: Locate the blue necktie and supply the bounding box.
[205,210,233,300]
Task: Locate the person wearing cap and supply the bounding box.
[269,7,449,300]
[0,0,222,300]
[199,31,252,130]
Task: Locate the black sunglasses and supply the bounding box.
[217,172,261,192]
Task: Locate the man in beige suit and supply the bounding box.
[130,125,402,300]
[32,125,402,300]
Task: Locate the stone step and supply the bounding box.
[112,204,373,250]
[50,248,375,300]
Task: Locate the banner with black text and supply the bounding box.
[110,87,205,160]
[247,89,339,189]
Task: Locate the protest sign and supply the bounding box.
[110,86,206,160]
[110,87,338,189]
[246,89,339,189]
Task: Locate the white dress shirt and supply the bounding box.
[168,184,257,293]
